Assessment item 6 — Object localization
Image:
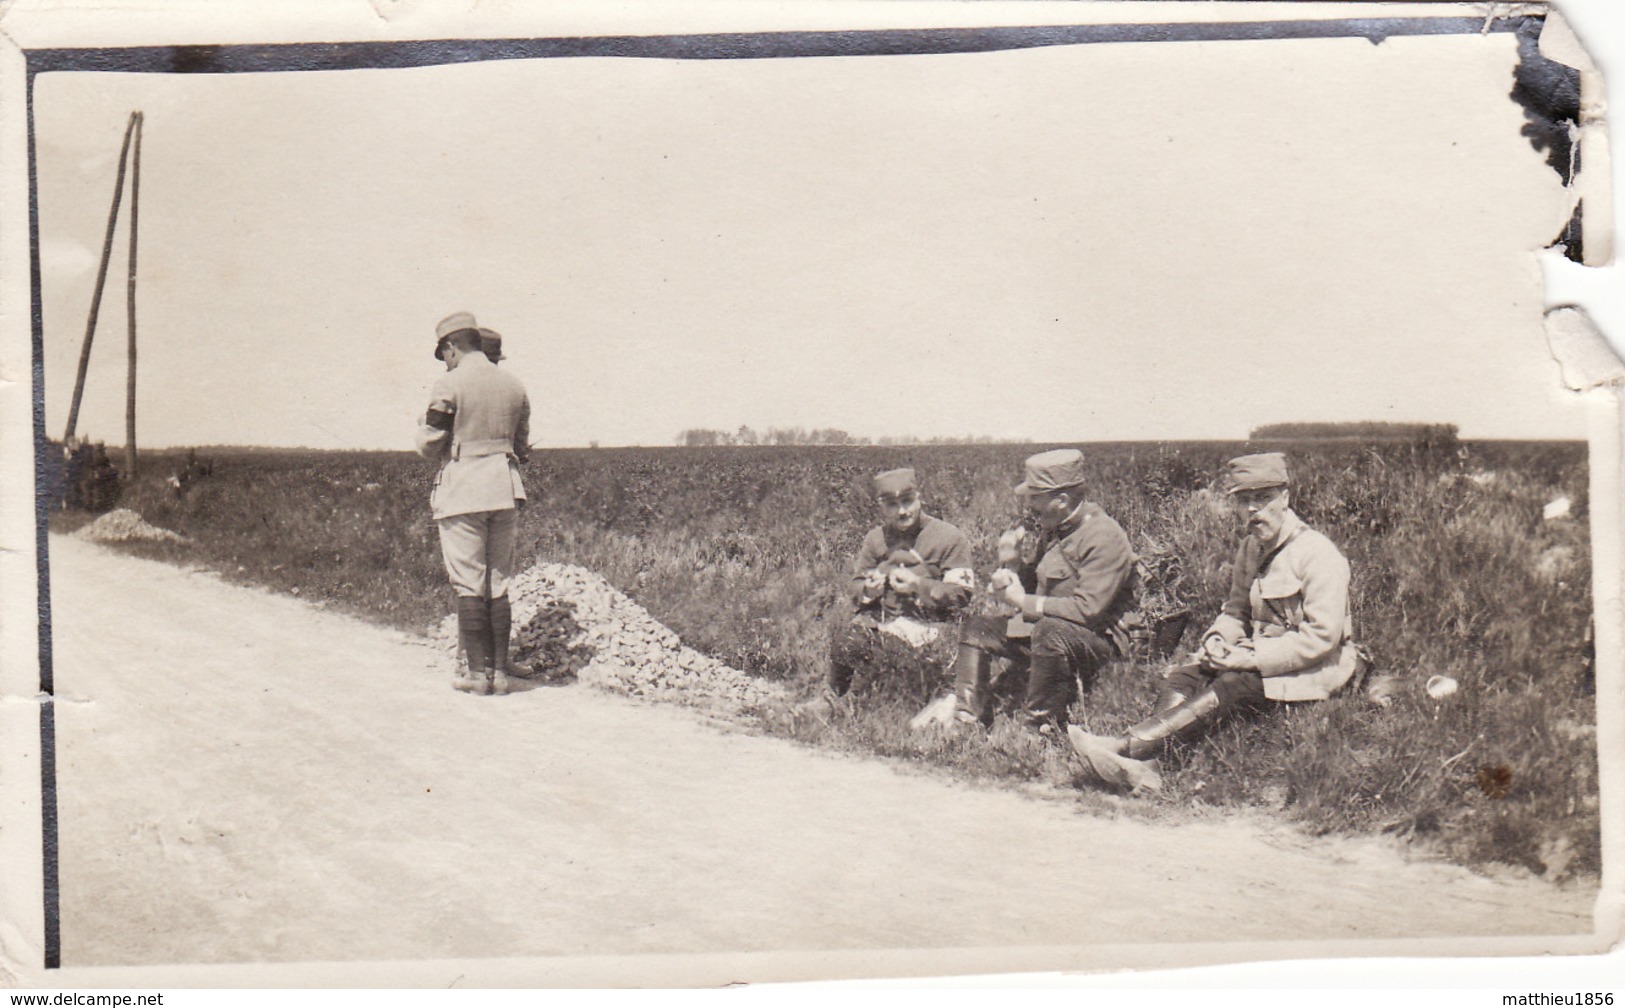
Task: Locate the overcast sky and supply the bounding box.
[34,27,1588,449]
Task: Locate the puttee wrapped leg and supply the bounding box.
[488,594,515,693]
[456,596,493,695]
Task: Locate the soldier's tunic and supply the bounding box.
[847,514,974,618]
[1179,508,1358,703]
[959,502,1138,724]
[415,351,530,599]
[828,514,974,696]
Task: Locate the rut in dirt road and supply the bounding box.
[45,535,1599,972]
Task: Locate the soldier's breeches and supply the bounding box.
[1162,663,1266,710]
[827,619,876,695]
[959,614,1016,655]
[828,615,956,698]
[1024,618,1113,727]
[437,508,518,599]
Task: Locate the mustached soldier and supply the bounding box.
[1068,452,1362,791]
[416,311,532,696]
[819,468,975,704]
[950,449,1139,734]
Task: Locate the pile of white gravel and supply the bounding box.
[435,561,784,712]
[74,508,189,545]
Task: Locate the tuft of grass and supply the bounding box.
[47,439,1598,880]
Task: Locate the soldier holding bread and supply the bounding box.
[950,448,1141,734]
[818,468,976,704]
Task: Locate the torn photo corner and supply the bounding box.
[0,0,1622,991]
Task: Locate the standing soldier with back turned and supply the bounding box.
[416,311,532,696]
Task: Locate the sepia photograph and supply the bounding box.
[1,0,1621,991]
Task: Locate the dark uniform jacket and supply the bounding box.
[1011,502,1139,650]
[848,514,974,622]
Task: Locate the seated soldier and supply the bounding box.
[1068,452,1364,792]
[951,448,1140,735]
[818,468,975,706]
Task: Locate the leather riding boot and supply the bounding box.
[1122,688,1224,759]
[950,646,994,727]
[488,594,514,694]
[456,596,493,695]
[1066,689,1224,793]
[1152,683,1189,715]
[1020,652,1077,735]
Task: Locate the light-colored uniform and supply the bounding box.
[415,351,530,599]
[1206,508,1358,701]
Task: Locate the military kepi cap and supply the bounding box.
[1224,452,1290,494]
[1015,448,1087,496]
[873,468,917,498]
[478,327,505,362]
[434,311,479,360]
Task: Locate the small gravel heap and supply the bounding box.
[74,508,189,545]
[436,562,783,712]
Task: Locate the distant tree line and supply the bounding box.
[1250,422,1459,445]
[675,427,1028,447]
[875,434,1031,446]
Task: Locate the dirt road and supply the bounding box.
[47,535,1599,978]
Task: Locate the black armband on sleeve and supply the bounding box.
[425,408,454,432]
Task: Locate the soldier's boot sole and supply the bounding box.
[909,694,959,731]
[1067,727,1162,793]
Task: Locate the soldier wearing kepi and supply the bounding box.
[1068,452,1362,791]
[821,468,975,704]
[951,449,1139,734]
[479,327,505,364]
[416,311,532,696]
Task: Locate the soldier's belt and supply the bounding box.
[451,438,514,459]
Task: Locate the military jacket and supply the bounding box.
[849,514,974,621]
[1014,502,1139,648]
[1209,509,1359,701]
[415,352,530,520]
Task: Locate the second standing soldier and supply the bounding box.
[416,311,532,696]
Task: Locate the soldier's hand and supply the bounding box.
[1205,638,1259,672]
[996,528,1026,564]
[888,566,922,595]
[987,568,1024,609]
[861,569,887,598]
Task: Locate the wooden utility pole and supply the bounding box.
[63,111,139,446]
[124,112,143,477]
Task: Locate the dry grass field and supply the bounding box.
[50,438,1598,881]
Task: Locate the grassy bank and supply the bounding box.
[51,439,1599,880]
